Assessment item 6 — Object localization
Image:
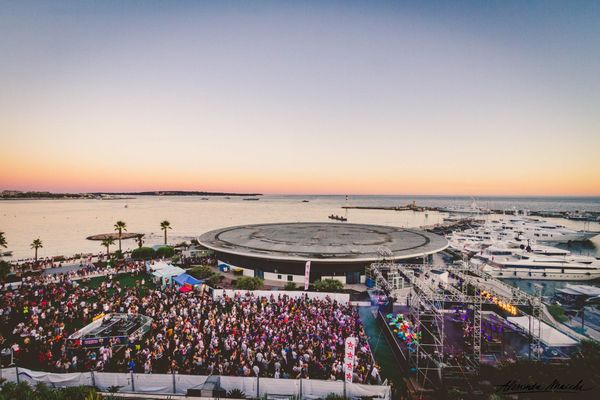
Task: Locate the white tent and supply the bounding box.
[507,316,578,347]
[146,260,173,272]
[152,265,186,286]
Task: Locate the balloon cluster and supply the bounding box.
[386,313,421,352]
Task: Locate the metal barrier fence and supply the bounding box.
[212,289,351,303]
[0,367,391,399]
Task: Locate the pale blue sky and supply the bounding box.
[1,1,599,194]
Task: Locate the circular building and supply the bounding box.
[199,222,448,285]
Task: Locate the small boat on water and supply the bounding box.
[328,214,347,222]
[1,250,13,257]
[302,200,309,203]
[201,198,209,200]
[243,198,260,201]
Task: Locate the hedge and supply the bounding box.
[156,246,175,258]
[131,247,156,260]
[234,276,264,290]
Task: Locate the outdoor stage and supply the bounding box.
[68,313,152,348]
[378,304,578,381]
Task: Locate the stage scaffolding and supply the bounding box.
[366,257,544,391]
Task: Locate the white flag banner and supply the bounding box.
[343,336,357,383]
[304,261,311,290]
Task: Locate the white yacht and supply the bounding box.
[447,231,494,254]
[439,200,491,215]
[447,229,572,257]
[474,245,600,281]
[455,216,600,244]
[488,217,599,243]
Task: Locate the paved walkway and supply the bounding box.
[564,315,600,341]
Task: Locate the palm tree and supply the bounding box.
[0,231,7,249]
[160,220,172,245]
[0,260,11,282]
[30,238,43,264]
[101,237,115,258]
[114,221,127,252]
[136,234,144,248]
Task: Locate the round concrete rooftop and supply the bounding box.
[199,222,448,263]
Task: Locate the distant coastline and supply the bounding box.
[0,190,262,200]
[0,191,96,200]
[91,191,262,197]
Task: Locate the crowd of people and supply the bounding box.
[1,270,381,384]
[12,252,111,273]
[7,260,145,288]
[178,254,215,268]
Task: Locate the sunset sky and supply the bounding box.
[1,1,599,196]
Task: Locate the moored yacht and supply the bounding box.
[496,217,599,242]
[439,200,491,215]
[459,216,600,243]
[474,245,600,281]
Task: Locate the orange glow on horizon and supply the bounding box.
[2,154,599,196]
[1,1,599,199]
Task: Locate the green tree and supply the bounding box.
[113,220,127,252]
[189,265,215,279]
[324,394,348,400]
[30,238,43,264]
[1,381,34,399]
[0,231,10,279]
[206,273,222,287]
[131,246,155,260]
[234,276,264,290]
[284,281,297,290]
[0,380,98,400]
[84,388,104,400]
[101,237,115,258]
[547,304,568,323]
[226,389,246,399]
[156,246,175,258]
[313,278,344,293]
[160,220,172,245]
[136,233,144,248]
[0,260,12,281]
[0,231,7,249]
[189,266,223,287]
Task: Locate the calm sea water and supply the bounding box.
[1,195,599,260]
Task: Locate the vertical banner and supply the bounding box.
[304,261,311,290]
[344,336,357,383]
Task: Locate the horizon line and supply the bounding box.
[2,189,600,198]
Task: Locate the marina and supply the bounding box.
[2,197,600,399]
[1,195,599,260]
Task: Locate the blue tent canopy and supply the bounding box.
[174,273,203,286]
